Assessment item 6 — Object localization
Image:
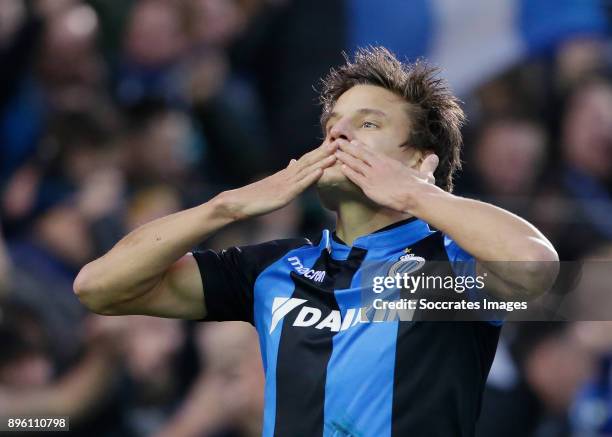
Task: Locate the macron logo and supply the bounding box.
[287,256,326,283]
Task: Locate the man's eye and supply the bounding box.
[362,121,378,129]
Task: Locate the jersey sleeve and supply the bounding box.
[443,235,476,278]
[192,238,310,324]
[444,235,503,326]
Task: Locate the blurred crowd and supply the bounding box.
[1,0,612,436]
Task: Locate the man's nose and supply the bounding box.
[329,119,353,142]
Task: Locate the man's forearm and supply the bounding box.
[74,194,237,312]
[409,184,559,298]
[74,140,338,315]
[410,184,555,261]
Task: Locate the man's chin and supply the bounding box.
[316,165,346,187]
[316,166,364,209]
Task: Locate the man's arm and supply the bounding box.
[411,187,559,300]
[335,139,559,300]
[74,142,338,319]
[74,197,233,318]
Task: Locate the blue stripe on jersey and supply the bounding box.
[444,234,476,278]
[324,265,397,436]
[358,219,435,258]
[444,235,503,326]
[323,219,436,436]
[329,235,351,261]
[254,238,326,437]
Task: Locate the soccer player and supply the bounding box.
[74,47,559,436]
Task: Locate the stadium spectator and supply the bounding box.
[154,322,264,437]
[467,116,549,218]
[117,0,189,104]
[534,77,612,260]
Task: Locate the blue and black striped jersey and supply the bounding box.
[193,217,501,437]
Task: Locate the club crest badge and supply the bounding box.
[387,253,426,277]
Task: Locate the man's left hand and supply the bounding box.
[335,139,440,213]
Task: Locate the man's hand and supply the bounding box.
[220,142,338,220]
[74,142,337,318]
[335,139,439,213]
[335,138,558,300]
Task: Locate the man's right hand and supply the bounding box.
[74,141,338,319]
[218,141,338,220]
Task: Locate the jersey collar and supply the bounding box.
[319,217,434,259]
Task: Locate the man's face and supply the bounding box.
[316,85,417,194]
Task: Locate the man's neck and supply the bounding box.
[334,201,412,246]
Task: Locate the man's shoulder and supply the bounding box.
[215,237,315,270]
[238,237,314,254]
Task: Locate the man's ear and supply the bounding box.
[406,149,429,169]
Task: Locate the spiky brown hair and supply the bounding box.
[319,46,465,192]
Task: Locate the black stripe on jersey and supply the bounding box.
[274,247,367,437]
[194,238,311,324]
[391,232,501,437]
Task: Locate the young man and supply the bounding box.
[75,47,559,436]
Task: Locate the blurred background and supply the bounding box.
[1,0,612,436]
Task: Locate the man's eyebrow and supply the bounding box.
[323,108,388,128]
[356,108,388,117]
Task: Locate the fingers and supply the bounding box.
[295,141,338,170]
[337,139,376,165]
[340,163,367,188]
[319,154,337,169]
[294,145,338,179]
[335,149,369,175]
[292,167,324,193]
[292,153,335,182]
[289,154,336,195]
[420,154,439,175]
